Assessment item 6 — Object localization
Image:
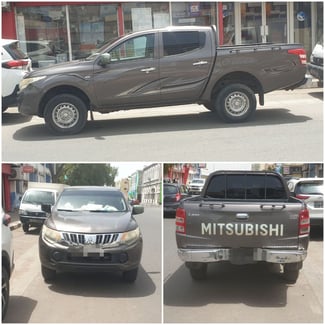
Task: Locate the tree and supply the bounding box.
[56,164,118,186]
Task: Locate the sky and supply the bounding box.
[112,162,148,180]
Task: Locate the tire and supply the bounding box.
[283,262,301,284]
[215,83,256,123]
[22,223,29,233]
[122,268,138,283]
[2,267,9,321]
[44,94,88,135]
[41,265,56,283]
[187,262,207,281]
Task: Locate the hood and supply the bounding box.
[47,210,137,233]
[27,59,95,78]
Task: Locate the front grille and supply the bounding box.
[312,57,323,66]
[28,211,46,217]
[62,232,120,245]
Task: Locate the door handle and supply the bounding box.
[193,60,208,66]
[140,67,156,74]
[260,204,286,210]
[236,213,249,220]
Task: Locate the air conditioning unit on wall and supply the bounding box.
[8,167,23,180]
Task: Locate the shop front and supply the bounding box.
[2,2,323,68]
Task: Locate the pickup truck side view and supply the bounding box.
[18,25,307,135]
[176,171,310,284]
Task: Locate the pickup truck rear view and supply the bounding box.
[176,171,310,284]
[18,25,307,135]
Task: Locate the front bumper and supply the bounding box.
[39,235,143,273]
[20,215,46,226]
[18,85,42,116]
[308,63,323,81]
[178,247,307,264]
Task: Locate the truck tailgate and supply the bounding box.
[179,199,302,249]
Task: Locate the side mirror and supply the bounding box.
[132,205,144,215]
[98,53,111,67]
[41,204,52,214]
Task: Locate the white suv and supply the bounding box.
[287,178,323,227]
[2,209,14,320]
[2,39,31,112]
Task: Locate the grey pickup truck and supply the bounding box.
[176,171,310,284]
[18,25,307,135]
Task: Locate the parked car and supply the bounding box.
[1,39,31,112]
[19,187,60,233]
[287,178,323,227]
[308,41,323,87]
[163,183,190,217]
[188,178,205,195]
[39,186,144,282]
[2,209,14,320]
[20,40,57,68]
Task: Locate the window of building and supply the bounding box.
[69,4,118,60]
[171,2,216,26]
[122,2,170,33]
[16,5,67,68]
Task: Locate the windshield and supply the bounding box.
[22,190,56,205]
[296,181,323,195]
[192,179,204,184]
[56,190,128,212]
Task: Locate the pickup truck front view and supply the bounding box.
[18,25,307,135]
[176,171,310,284]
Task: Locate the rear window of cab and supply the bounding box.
[205,174,287,200]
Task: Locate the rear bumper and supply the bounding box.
[178,247,307,264]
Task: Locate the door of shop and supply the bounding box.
[239,2,288,44]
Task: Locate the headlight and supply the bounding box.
[42,225,62,244]
[19,209,27,215]
[120,227,141,245]
[19,76,46,91]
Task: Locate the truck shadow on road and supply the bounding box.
[47,265,156,298]
[164,263,289,308]
[11,108,311,141]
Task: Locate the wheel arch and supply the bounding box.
[211,71,264,106]
[39,86,90,117]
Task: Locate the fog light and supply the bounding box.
[119,253,128,263]
[52,251,63,261]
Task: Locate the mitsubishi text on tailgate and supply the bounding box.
[176,171,310,284]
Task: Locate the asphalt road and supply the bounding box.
[4,206,162,323]
[2,88,323,162]
[163,218,323,323]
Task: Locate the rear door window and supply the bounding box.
[162,31,205,56]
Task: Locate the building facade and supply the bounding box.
[2,163,53,211]
[141,163,162,205]
[2,2,323,68]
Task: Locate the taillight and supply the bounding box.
[176,207,186,233]
[296,194,310,200]
[287,48,307,65]
[175,192,181,202]
[298,208,310,235]
[2,59,29,69]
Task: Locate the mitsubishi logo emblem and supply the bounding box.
[84,235,97,245]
